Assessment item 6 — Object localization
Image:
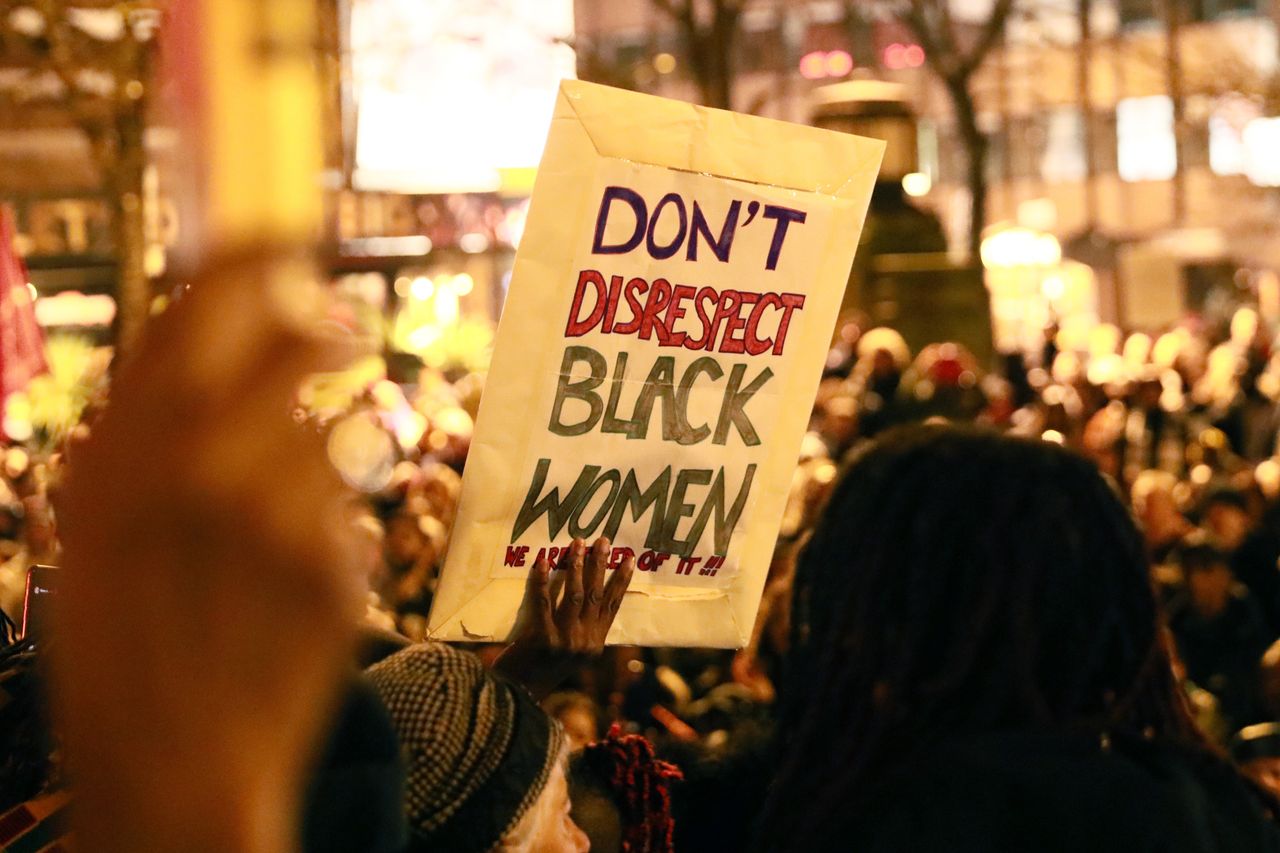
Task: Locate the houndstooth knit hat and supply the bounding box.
[365,643,566,853]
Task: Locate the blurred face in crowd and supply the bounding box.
[1136,381,1162,410]
[23,497,57,556]
[1205,502,1250,552]
[1187,562,1233,618]
[384,512,427,571]
[871,349,897,379]
[819,396,858,452]
[350,510,386,590]
[1140,486,1188,547]
[554,705,599,753]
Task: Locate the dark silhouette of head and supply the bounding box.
[761,424,1207,849]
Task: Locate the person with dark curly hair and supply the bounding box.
[569,725,682,853]
[757,425,1280,853]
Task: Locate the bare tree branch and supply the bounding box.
[901,0,957,77]
[651,0,694,27]
[957,0,1017,77]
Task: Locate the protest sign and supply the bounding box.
[428,79,883,648]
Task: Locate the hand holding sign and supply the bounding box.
[493,536,634,699]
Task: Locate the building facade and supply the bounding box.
[574,0,1280,330]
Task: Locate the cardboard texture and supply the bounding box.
[428,79,883,648]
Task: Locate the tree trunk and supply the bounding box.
[843,2,878,68]
[702,7,738,109]
[949,76,988,262]
[110,110,150,363]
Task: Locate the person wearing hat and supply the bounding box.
[367,643,587,853]
[367,537,631,853]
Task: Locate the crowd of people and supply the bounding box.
[7,251,1280,851]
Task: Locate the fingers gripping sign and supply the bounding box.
[496,537,635,699]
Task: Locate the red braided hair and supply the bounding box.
[580,724,683,853]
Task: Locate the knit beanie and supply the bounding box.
[365,642,566,853]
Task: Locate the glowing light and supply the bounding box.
[452,273,475,296]
[327,414,395,492]
[1041,275,1065,301]
[1191,463,1213,485]
[902,171,932,197]
[350,0,576,194]
[33,291,116,327]
[459,232,490,254]
[1086,353,1124,386]
[799,51,827,80]
[8,8,45,36]
[1243,117,1280,186]
[392,411,428,450]
[903,44,925,67]
[1089,324,1122,358]
[434,406,474,436]
[2,404,32,443]
[434,287,459,325]
[1117,96,1177,182]
[884,43,906,70]
[1257,459,1280,498]
[410,276,434,301]
[653,52,676,74]
[408,325,442,350]
[1042,430,1065,444]
[980,227,1062,269]
[1123,332,1153,366]
[26,283,37,301]
[1231,306,1259,345]
[825,50,853,77]
[1152,329,1189,368]
[394,276,412,298]
[370,379,406,410]
[4,446,28,476]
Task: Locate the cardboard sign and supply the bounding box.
[429,80,883,648]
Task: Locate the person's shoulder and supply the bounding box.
[837,732,1280,853]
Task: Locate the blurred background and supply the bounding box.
[7,1,1280,826]
[3,0,1278,381]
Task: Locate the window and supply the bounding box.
[1203,0,1259,18]
[917,119,940,181]
[1210,97,1262,176]
[1243,117,1280,186]
[350,0,576,193]
[1042,109,1087,183]
[1210,114,1247,175]
[1117,0,1158,27]
[1116,96,1177,181]
[1007,115,1046,181]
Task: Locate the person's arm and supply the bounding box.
[51,250,364,853]
[493,536,634,700]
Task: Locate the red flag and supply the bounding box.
[0,207,47,400]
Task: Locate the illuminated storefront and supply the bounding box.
[336,0,575,371]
